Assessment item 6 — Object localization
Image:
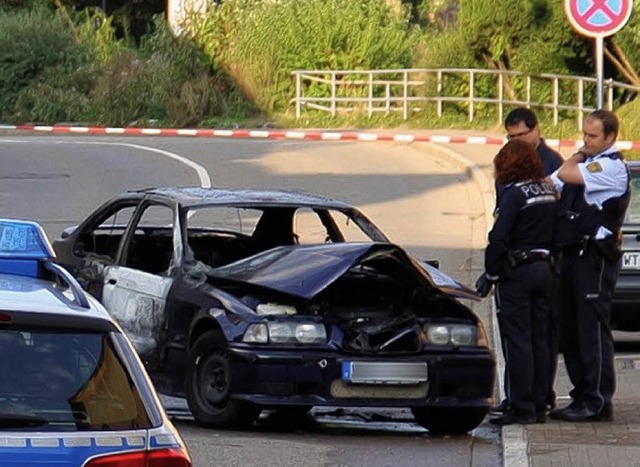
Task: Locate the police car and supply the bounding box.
[0,219,191,467]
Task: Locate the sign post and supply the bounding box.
[564,0,633,109]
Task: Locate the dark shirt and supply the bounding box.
[537,139,564,176]
[486,180,558,277]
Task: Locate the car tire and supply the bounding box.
[185,329,261,429]
[411,407,487,435]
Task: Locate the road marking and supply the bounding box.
[0,139,211,188]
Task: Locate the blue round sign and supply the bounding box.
[565,0,633,37]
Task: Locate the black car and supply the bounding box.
[613,161,640,330]
[53,187,495,434]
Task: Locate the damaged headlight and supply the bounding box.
[425,324,478,346]
[243,322,327,345]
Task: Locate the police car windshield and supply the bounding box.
[625,173,640,225]
[0,329,152,431]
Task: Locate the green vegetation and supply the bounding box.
[0,0,639,140]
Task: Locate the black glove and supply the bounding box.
[475,273,495,298]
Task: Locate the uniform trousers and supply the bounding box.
[495,261,552,417]
[557,247,618,412]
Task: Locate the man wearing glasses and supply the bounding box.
[502,107,565,193]
[491,107,564,418]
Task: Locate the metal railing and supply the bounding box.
[292,68,640,130]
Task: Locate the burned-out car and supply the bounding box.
[53,187,495,434]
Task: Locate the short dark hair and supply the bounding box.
[588,109,619,138]
[505,107,538,130]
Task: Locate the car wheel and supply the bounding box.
[411,407,487,435]
[185,329,261,429]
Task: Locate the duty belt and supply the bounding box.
[507,250,550,268]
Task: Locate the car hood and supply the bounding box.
[206,243,478,301]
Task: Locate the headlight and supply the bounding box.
[425,324,478,346]
[450,325,476,345]
[426,325,450,345]
[243,323,269,343]
[242,322,327,345]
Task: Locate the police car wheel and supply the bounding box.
[411,407,488,435]
[185,329,261,429]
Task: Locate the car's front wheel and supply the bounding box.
[411,407,487,435]
[185,329,261,429]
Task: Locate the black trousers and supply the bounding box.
[495,261,553,417]
[557,248,619,412]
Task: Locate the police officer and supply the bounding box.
[548,109,630,422]
[476,139,557,425]
[491,107,564,417]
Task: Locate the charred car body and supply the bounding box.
[53,187,495,434]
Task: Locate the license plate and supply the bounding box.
[622,252,640,270]
[341,361,428,385]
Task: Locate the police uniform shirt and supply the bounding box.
[485,180,557,278]
[549,148,628,239]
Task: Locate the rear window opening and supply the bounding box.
[0,329,152,431]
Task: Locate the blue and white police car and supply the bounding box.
[0,219,191,467]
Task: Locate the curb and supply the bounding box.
[2,124,640,150]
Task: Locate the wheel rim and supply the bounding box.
[197,351,230,408]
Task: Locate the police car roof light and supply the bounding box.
[0,218,55,259]
[0,312,12,323]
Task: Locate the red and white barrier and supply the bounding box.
[2,124,640,150]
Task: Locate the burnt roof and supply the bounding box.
[132,187,357,210]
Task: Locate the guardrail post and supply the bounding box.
[403,71,408,120]
[386,82,391,113]
[498,73,503,124]
[368,72,373,119]
[553,77,559,126]
[606,79,614,110]
[437,70,443,117]
[578,78,584,131]
[295,71,301,119]
[469,70,474,122]
[331,72,337,117]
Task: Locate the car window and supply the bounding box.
[0,329,152,431]
[187,207,262,236]
[76,205,138,261]
[625,174,640,225]
[123,204,175,274]
[327,209,374,242]
[293,208,330,244]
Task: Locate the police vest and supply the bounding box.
[554,152,630,248]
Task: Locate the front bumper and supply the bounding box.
[227,345,495,408]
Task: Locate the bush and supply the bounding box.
[0,6,94,121]
[194,0,419,114]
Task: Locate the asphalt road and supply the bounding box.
[0,134,502,466]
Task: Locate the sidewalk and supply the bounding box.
[419,130,640,467]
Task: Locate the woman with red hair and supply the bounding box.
[476,139,558,425]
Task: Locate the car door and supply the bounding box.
[101,201,182,361]
[54,199,142,299]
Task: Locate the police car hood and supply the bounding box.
[206,243,478,300]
